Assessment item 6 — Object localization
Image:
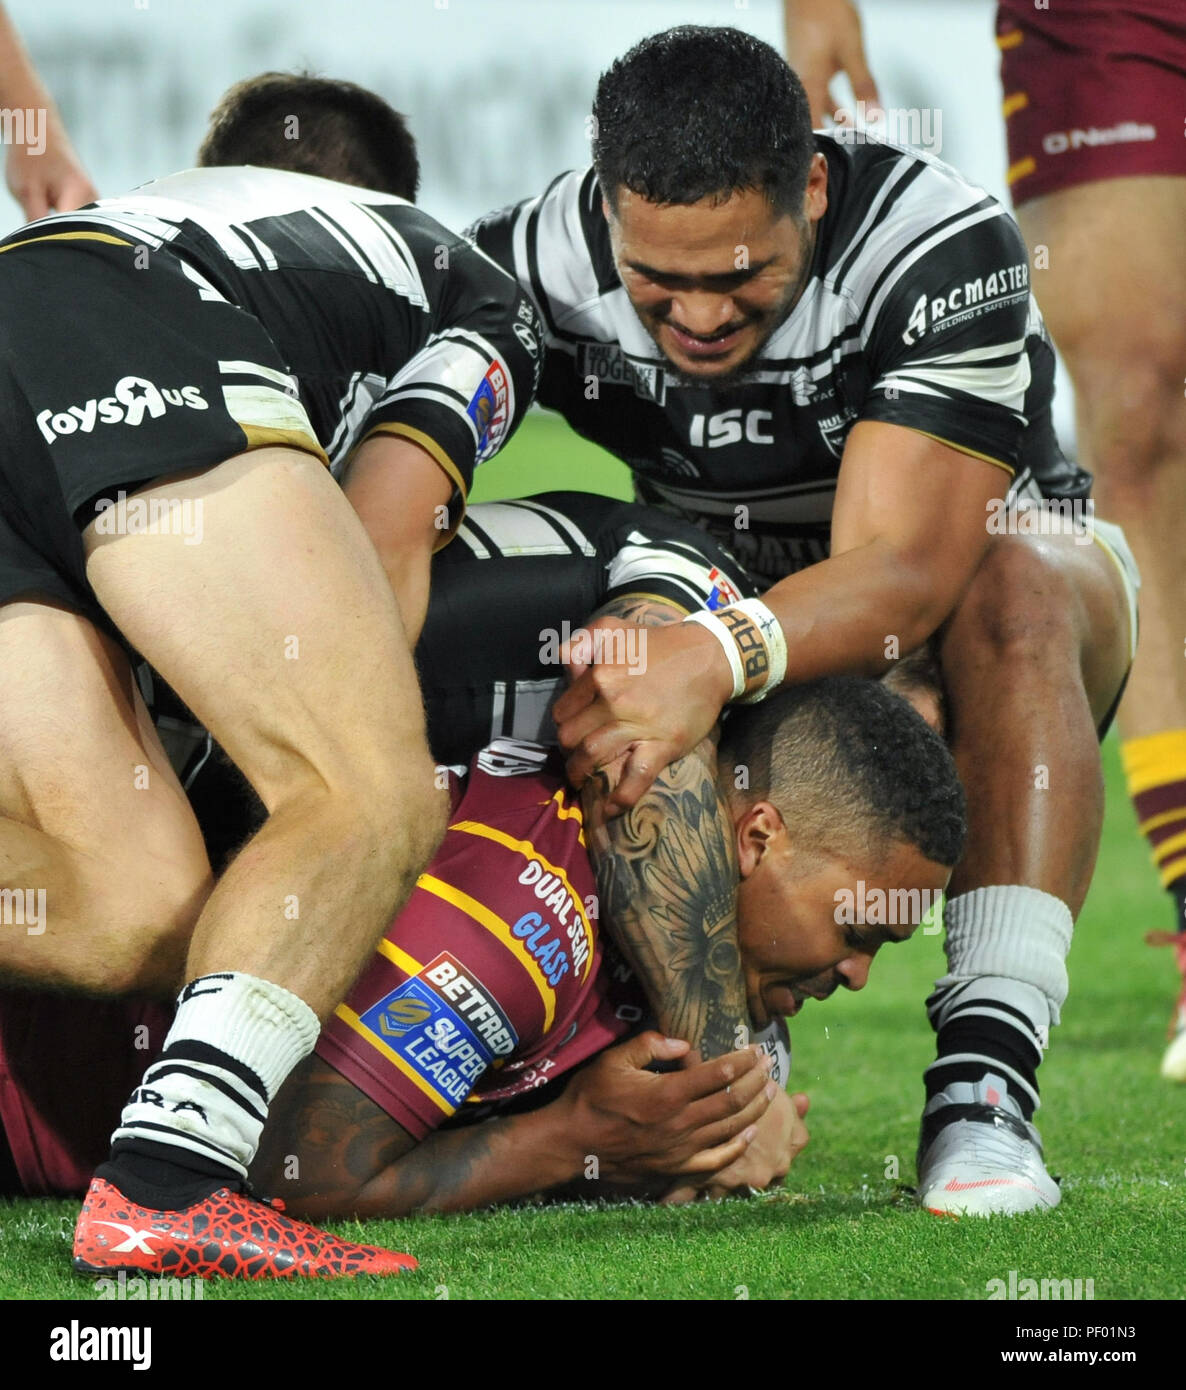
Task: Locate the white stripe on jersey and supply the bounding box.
[178,258,228,302]
[305,203,428,309]
[861,203,1008,337]
[222,383,317,436]
[501,498,598,556]
[325,371,386,464]
[457,524,492,559]
[876,356,1030,410]
[218,359,299,392]
[232,219,278,270]
[606,538,722,610]
[464,502,580,557]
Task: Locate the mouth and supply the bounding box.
[662,320,749,359]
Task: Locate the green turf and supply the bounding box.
[2,413,1182,1300]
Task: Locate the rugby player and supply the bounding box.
[3,668,966,1232]
[785,0,1186,1076]
[467,26,1138,1214]
[0,76,542,1277]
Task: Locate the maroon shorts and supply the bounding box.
[997,0,1186,206]
[0,994,169,1196]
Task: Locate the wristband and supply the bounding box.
[750,1016,792,1087]
[683,609,746,700]
[730,599,788,703]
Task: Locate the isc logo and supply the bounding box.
[689,409,773,448]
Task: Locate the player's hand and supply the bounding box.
[558,1031,778,1183]
[6,108,97,219]
[784,0,881,128]
[553,616,733,812]
[660,1089,810,1205]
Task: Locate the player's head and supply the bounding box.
[197,72,420,201]
[592,26,823,384]
[717,676,967,1029]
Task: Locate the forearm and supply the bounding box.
[352,1103,581,1217]
[760,538,951,684]
[0,6,53,108]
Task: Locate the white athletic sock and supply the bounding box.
[925,886,1073,1121]
[111,971,319,1179]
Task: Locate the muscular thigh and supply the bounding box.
[0,597,210,982]
[1018,177,1186,373]
[82,447,430,812]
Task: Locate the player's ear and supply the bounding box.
[736,800,783,878]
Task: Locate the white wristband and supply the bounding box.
[731,599,788,703]
[683,609,746,700]
[750,1016,792,1087]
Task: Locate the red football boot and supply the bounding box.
[72,1177,417,1279]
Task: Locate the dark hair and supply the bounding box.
[592,26,815,216]
[718,676,967,867]
[197,72,420,201]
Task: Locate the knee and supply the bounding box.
[947,534,1079,664]
[88,855,212,995]
[1068,329,1186,499]
[290,740,448,887]
[363,751,449,877]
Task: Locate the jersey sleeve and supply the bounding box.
[590,500,760,614]
[315,743,598,1141]
[357,235,546,546]
[858,205,1033,474]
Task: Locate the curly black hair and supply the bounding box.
[198,72,420,201]
[592,26,815,216]
[719,675,968,868]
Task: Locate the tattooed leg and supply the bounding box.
[580,596,751,1059]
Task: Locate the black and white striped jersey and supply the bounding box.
[468,135,1089,585]
[30,165,544,512]
[172,490,756,860]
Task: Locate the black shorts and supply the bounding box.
[0,232,325,627]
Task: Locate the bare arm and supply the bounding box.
[255,1038,772,1219]
[783,0,880,127]
[0,4,97,217]
[555,423,1008,809]
[578,595,751,1059]
[341,432,455,644]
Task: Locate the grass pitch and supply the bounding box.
[1,412,1182,1301]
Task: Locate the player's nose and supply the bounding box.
[670,293,737,337]
[837,954,873,992]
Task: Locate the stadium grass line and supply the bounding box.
[2,414,1182,1300]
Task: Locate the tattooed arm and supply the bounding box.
[251,1038,771,1218]
[578,596,751,1060]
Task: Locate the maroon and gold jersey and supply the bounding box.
[316,739,645,1140]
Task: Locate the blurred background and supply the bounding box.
[9,0,1074,453]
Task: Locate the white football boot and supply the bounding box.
[1157,936,1186,1082]
[917,1073,1060,1216]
